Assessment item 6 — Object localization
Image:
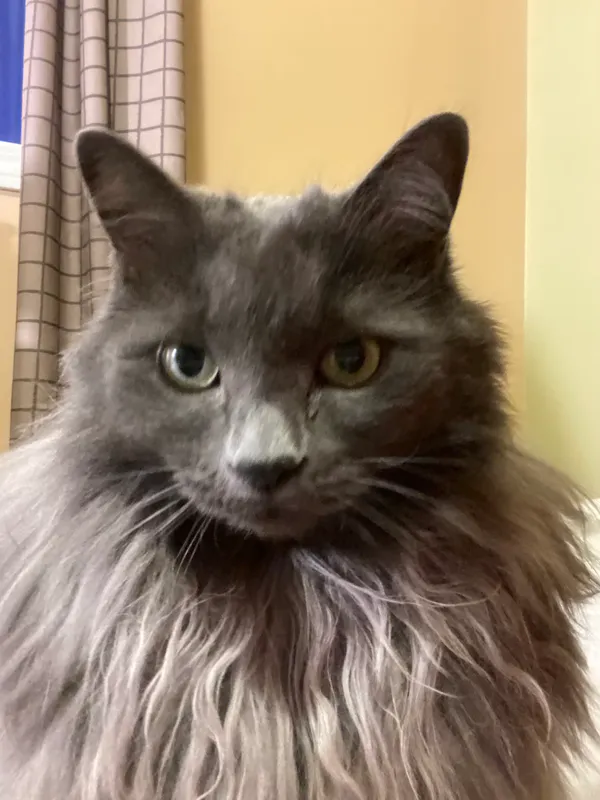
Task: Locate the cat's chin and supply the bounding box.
[218,507,320,542]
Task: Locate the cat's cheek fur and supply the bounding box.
[319,362,448,457]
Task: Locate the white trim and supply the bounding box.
[0,141,21,191]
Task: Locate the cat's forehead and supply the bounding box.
[189,185,337,239]
[186,187,341,334]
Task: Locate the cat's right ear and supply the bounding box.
[75,128,194,282]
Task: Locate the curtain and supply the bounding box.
[11,0,186,440]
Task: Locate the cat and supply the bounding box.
[0,112,596,800]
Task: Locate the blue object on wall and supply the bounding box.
[0,0,26,144]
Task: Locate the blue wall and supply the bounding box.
[0,0,26,143]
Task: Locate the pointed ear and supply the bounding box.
[75,127,195,283]
[343,113,469,245]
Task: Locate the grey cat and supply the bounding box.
[0,113,596,799]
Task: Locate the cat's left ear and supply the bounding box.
[75,127,195,284]
[343,113,469,244]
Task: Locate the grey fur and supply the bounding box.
[0,114,595,799]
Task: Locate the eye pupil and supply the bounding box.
[334,340,366,374]
[174,345,205,378]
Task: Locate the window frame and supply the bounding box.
[0,141,21,191]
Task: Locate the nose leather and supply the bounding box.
[232,456,304,492]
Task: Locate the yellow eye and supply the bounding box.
[319,337,381,388]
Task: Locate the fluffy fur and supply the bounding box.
[0,113,596,799]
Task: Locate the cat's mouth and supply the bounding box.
[176,483,341,540]
[170,465,364,541]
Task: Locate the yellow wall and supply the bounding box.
[183,0,527,406]
[0,189,19,451]
[526,0,600,495]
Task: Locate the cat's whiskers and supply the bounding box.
[356,454,466,469]
[113,466,176,481]
[120,485,181,519]
[175,514,212,579]
[353,475,429,506]
[111,491,193,554]
[345,504,408,548]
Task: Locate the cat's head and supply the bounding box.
[70,114,505,541]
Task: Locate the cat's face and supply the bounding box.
[72,114,501,540]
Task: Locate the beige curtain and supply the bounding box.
[11,0,186,440]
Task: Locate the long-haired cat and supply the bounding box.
[0,113,596,799]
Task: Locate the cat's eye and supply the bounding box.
[158,343,219,391]
[319,337,381,388]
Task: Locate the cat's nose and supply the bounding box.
[225,401,307,493]
[232,457,305,493]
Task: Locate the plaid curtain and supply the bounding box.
[11,0,186,439]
